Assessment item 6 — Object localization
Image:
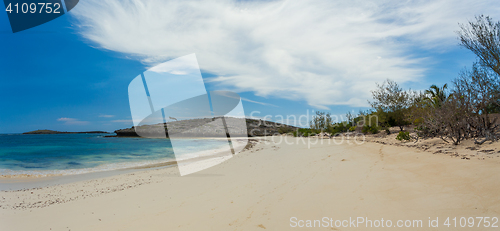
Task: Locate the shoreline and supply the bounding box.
[0,138,252,191]
[0,137,250,179]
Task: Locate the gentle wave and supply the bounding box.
[0,141,243,178]
[0,157,177,177]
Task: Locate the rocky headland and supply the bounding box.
[112,117,297,137]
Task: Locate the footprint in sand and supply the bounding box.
[378,146,384,161]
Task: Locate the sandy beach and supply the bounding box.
[1,136,500,230]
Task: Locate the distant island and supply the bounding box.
[112,117,297,137]
[23,130,109,135]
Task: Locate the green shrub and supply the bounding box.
[396,131,411,141]
[385,128,391,135]
[413,117,424,126]
[294,128,314,137]
[362,125,379,134]
[278,126,294,134]
[349,126,357,132]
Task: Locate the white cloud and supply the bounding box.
[212,90,279,107]
[111,119,136,123]
[71,0,500,108]
[99,114,115,118]
[240,97,278,108]
[57,117,89,125]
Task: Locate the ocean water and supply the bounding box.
[0,134,230,176]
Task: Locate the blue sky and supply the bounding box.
[0,0,497,133]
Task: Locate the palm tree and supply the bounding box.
[424,84,448,108]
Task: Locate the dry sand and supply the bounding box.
[1,136,500,230]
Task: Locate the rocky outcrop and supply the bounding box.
[109,127,139,137]
[112,117,298,137]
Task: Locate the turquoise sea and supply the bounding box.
[0,133,229,176]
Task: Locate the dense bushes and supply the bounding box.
[362,125,379,134]
[293,128,314,137]
[278,126,295,134]
[309,111,357,135]
[396,131,411,141]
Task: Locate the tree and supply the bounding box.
[454,64,500,144]
[406,91,428,127]
[310,111,332,132]
[369,79,413,131]
[457,15,500,76]
[417,65,500,145]
[410,16,500,144]
[424,84,448,108]
[456,15,500,144]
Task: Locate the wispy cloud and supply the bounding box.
[211,90,279,107]
[99,114,115,118]
[240,97,278,107]
[57,117,89,125]
[111,120,140,124]
[71,0,500,108]
[111,119,135,123]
